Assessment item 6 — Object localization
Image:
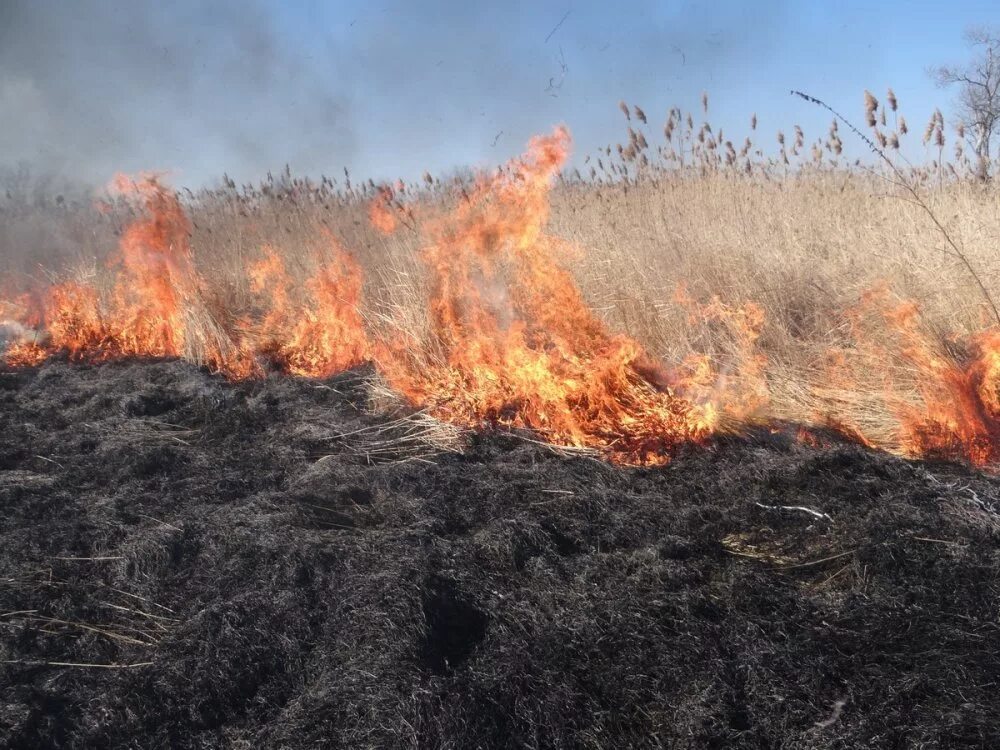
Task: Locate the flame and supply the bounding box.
[1,175,369,380]
[243,245,368,378]
[16,134,1000,470]
[3,177,196,365]
[898,324,1000,466]
[672,285,769,421]
[377,126,719,465]
[823,287,1000,466]
[368,185,398,234]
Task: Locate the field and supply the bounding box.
[3,95,1000,747]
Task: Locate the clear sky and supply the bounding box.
[2,0,999,187]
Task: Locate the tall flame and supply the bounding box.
[5,176,196,366]
[2,176,369,379]
[377,126,719,465]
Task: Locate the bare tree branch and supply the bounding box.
[932,26,1000,179]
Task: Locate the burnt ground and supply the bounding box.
[1,360,999,749]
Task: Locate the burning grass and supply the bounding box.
[6,91,1000,468]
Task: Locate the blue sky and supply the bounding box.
[2,0,999,187]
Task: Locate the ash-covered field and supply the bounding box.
[1,359,1000,749]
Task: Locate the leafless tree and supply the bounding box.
[932,26,1000,180]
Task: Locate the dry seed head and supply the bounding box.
[619,100,631,120]
[701,91,709,113]
[888,132,899,149]
[935,125,945,148]
[956,122,966,139]
[899,116,908,135]
[751,113,757,130]
[864,90,878,127]
[923,113,936,145]
[887,88,898,112]
[634,105,647,123]
[777,130,785,146]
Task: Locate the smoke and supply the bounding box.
[0,0,873,189]
[0,0,355,187]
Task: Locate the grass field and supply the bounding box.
[4,93,1000,465]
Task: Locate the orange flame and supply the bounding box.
[672,284,769,421]
[24,137,1000,470]
[4,176,195,365]
[244,245,368,378]
[377,126,719,465]
[368,185,398,234]
[824,287,1000,466]
[1,176,369,380]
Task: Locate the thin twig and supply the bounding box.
[774,549,856,570]
[544,9,571,43]
[1,660,154,669]
[755,502,833,523]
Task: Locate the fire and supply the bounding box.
[672,285,769,422]
[368,185,398,234]
[1,176,369,380]
[376,126,721,465]
[823,287,1000,466]
[244,245,368,378]
[12,132,1000,470]
[3,177,197,367]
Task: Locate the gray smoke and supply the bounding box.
[0,0,354,187]
[0,0,796,189]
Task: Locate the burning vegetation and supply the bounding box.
[0,128,763,466]
[5,96,1000,470]
[376,127,726,465]
[4,175,369,382]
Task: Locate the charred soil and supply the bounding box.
[1,360,999,748]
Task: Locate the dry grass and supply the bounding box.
[4,93,1000,447]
